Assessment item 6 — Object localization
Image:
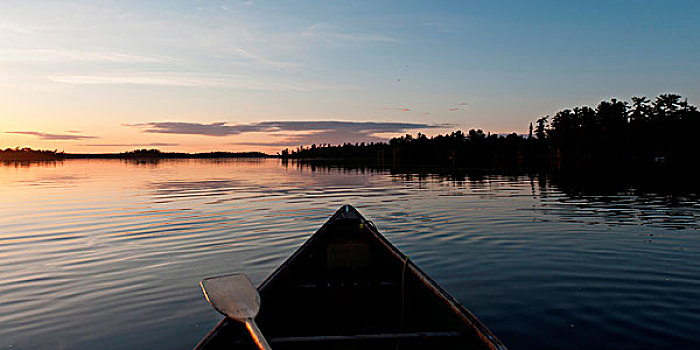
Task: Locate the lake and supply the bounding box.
[1,159,699,349]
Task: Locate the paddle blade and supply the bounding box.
[200,273,260,322]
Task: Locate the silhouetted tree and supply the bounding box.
[281,93,698,171]
[536,117,548,140]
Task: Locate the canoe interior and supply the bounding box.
[195,205,505,350]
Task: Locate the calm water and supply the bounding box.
[1,159,699,349]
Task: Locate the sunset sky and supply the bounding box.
[1,0,698,153]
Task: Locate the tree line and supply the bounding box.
[0,148,269,161]
[0,147,65,161]
[282,93,699,170]
[68,149,269,159]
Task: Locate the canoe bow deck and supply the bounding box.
[195,205,507,350]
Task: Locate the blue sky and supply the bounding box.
[1,0,698,152]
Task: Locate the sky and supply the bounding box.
[1,0,699,154]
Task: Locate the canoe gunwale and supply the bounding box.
[194,206,348,349]
[367,219,507,350]
[194,204,507,350]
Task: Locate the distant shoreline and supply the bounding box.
[0,148,274,161]
[65,151,274,159]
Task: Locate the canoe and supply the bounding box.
[194,204,507,350]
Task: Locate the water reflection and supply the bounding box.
[1,159,699,350]
[288,160,700,230]
[1,160,62,168]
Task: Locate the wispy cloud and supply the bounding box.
[80,143,179,147]
[127,122,256,136]
[0,48,173,63]
[49,74,309,91]
[0,21,34,34]
[232,130,382,147]
[301,23,398,45]
[5,131,98,140]
[458,102,468,106]
[383,107,411,112]
[233,140,305,147]
[231,127,418,148]
[448,107,461,111]
[131,120,442,136]
[129,120,447,147]
[231,46,301,69]
[420,20,454,34]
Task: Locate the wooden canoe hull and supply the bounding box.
[195,205,507,350]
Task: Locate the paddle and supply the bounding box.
[200,273,272,350]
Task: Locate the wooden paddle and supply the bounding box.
[200,273,272,350]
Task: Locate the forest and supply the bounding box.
[282,94,699,170]
[0,147,65,161]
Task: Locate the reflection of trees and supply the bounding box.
[546,167,699,200]
[294,159,698,201]
[290,161,700,229]
[1,160,60,168]
[540,169,699,230]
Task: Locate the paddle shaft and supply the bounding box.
[245,318,272,350]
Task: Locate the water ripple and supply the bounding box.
[1,159,699,349]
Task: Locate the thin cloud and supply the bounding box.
[0,48,173,63]
[0,21,34,34]
[448,107,460,111]
[5,131,98,140]
[258,121,444,133]
[234,140,306,147]
[231,128,418,147]
[131,120,444,136]
[382,107,411,112]
[131,120,448,146]
[231,46,300,69]
[127,122,259,136]
[420,20,454,34]
[458,102,468,106]
[49,74,309,91]
[81,142,179,147]
[301,23,398,45]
